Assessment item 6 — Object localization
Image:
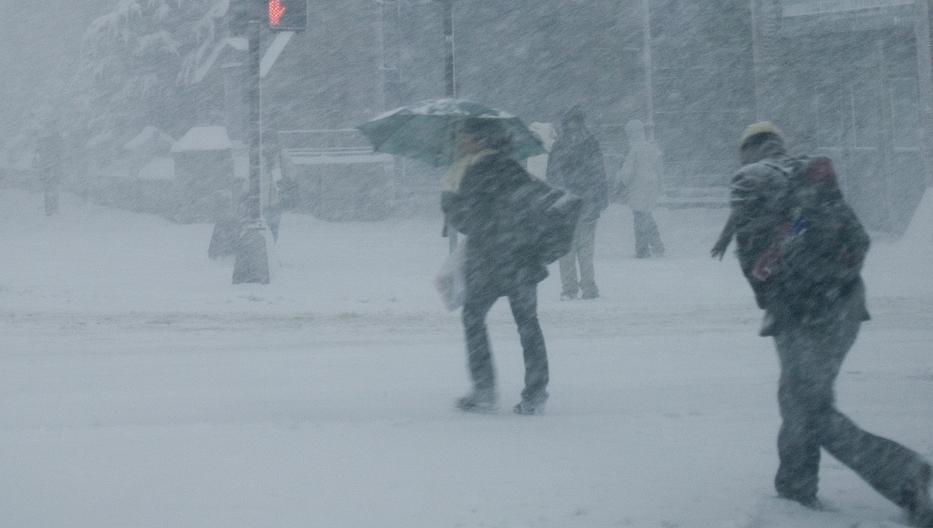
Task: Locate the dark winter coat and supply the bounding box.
[729,137,793,311]
[442,153,548,299]
[545,128,609,223]
[729,142,871,335]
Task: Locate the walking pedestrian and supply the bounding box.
[441,118,551,415]
[546,105,609,300]
[618,119,665,258]
[33,120,64,216]
[713,122,933,526]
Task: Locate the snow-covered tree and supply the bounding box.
[74,0,227,152]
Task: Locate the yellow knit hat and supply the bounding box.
[739,121,783,148]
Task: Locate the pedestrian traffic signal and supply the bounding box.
[268,0,306,31]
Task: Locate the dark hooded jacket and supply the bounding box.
[442,152,548,298]
[730,135,870,335]
[546,113,609,223]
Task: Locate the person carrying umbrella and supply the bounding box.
[441,118,551,415]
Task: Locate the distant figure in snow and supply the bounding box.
[546,105,609,300]
[713,121,933,527]
[617,119,665,258]
[33,119,65,216]
[441,118,551,415]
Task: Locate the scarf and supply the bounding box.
[441,149,496,192]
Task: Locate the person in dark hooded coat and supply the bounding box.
[441,119,550,415]
[546,105,609,300]
[713,122,933,526]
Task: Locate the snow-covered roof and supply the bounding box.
[288,152,394,166]
[172,126,232,153]
[783,0,912,17]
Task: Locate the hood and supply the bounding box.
[739,121,786,165]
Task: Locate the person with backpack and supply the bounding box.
[712,122,933,526]
[617,119,665,258]
[546,105,609,300]
[441,118,551,415]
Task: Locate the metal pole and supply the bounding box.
[641,0,655,140]
[442,0,458,253]
[248,15,262,225]
[915,0,933,186]
[878,38,895,232]
[443,0,456,99]
[233,2,271,284]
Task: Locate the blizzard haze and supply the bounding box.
[2,2,933,528]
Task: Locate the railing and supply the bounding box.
[782,0,913,17]
[277,129,372,151]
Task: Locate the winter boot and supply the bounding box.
[456,389,498,413]
[513,394,548,415]
[580,288,599,300]
[777,492,824,511]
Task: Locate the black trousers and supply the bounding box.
[774,318,930,506]
[461,283,549,402]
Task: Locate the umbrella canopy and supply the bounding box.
[358,99,545,167]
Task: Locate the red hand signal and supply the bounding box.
[268,0,287,27]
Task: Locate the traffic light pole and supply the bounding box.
[233,9,272,284]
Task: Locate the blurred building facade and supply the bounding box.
[753,0,931,232]
[243,0,932,232]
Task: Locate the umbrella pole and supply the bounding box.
[442,0,458,253]
[442,0,456,99]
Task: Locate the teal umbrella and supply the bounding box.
[358,99,545,167]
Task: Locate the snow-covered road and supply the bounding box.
[1,189,931,527]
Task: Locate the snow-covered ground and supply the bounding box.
[1,188,931,528]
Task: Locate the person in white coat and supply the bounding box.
[526,122,556,181]
[618,119,665,258]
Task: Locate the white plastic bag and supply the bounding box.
[434,243,466,311]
